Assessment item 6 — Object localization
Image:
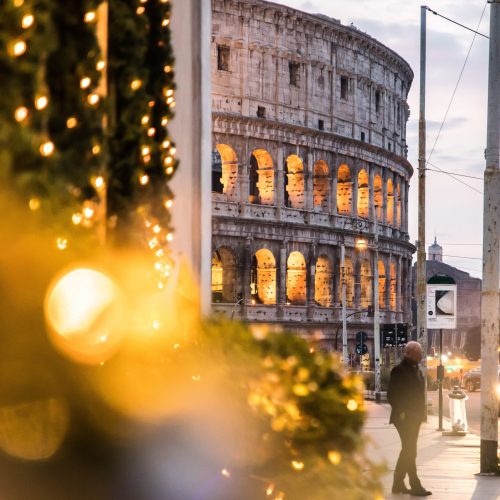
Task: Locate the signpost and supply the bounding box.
[427,275,457,432]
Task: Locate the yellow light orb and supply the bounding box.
[170,147,176,155]
[92,144,101,155]
[141,115,149,125]
[141,146,150,156]
[83,206,94,219]
[166,233,173,242]
[21,14,34,29]
[136,6,145,14]
[72,213,83,225]
[96,60,105,71]
[166,97,174,105]
[29,197,40,211]
[162,19,170,27]
[166,166,174,175]
[291,460,304,471]
[164,199,173,209]
[88,93,99,106]
[66,116,77,128]
[14,106,28,122]
[164,65,172,73]
[44,268,123,365]
[93,176,105,190]
[13,40,27,56]
[56,237,67,250]
[164,156,173,166]
[130,79,142,90]
[346,399,358,411]
[161,117,168,126]
[84,11,96,22]
[14,0,24,6]
[35,96,48,110]
[139,174,150,186]
[147,127,155,137]
[328,450,342,465]
[80,77,91,89]
[166,89,174,97]
[40,141,55,157]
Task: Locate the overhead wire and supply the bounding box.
[425,3,488,195]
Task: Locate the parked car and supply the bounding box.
[462,366,500,392]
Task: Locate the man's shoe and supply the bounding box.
[392,484,412,494]
[409,488,432,497]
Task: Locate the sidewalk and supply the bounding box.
[363,401,500,500]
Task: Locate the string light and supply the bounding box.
[152,320,161,331]
[93,176,105,190]
[66,117,77,128]
[147,127,155,137]
[136,6,145,15]
[88,93,99,105]
[56,237,68,250]
[14,0,25,6]
[162,19,170,27]
[29,198,40,211]
[13,40,27,56]
[164,157,173,166]
[221,469,230,478]
[131,79,142,90]
[80,77,91,89]
[96,60,105,71]
[72,213,83,225]
[83,206,94,219]
[346,399,358,411]
[141,146,150,156]
[266,484,275,496]
[14,106,28,122]
[162,140,170,149]
[291,460,304,471]
[161,117,168,126]
[164,65,172,73]
[84,11,96,23]
[141,115,149,125]
[40,141,55,156]
[153,224,161,234]
[328,451,342,465]
[92,144,101,155]
[166,233,173,242]
[21,14,34,29]
[35,96,48,110]
[165,166,174,175]
[165,89,174,97]
[139,174,150,186]
[164,199,173,209]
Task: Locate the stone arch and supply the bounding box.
[387,178,394,225]
[285,154,305,209]
[314,254,333,307]
[340,255,355,308]
[213,144,238,199]
[390,261,397,310]
[313,160,329,211]
[360,259,372,309]
[211,247,237,303]
[249,149,274,205]
[357,169,369,218]
[378,259,386,309]
[251,248,276,304]
[337,164,352,215]
[286,251,306,305]
[374,174,383,222]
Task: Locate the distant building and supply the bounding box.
[412,239,481,354]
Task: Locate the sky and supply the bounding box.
[274,0,489,278]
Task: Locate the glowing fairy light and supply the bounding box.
[141,146,150,156]
[153,224,161,234]
[130,79,142,90]
[152,320,161,331]
[162,140,170,149]
[291,460,304,471]
[161,117,168,126]
[21,14,34,28]
[14,0,25,6]
[80,77,91,89]
[84,11,96,22]
[164,65,172,73]
[29,198,40,211]
[165,166,174,175]
[143,155,151,164]
[166,97,174,105]
[35,96,48,110]
[166,233,173,242]
[164,156,173,166]
[266,484,275,496]
[88,93,99,106]
[141,115,149,125]
[155,249,164,258]
[346,399,358,411]
[92,145,101,155]
[328,450,342,465]
[40,141,55,156]
[72,213,83,225]
[96,60,105,71]
[147,127,155,137]
[136,6,145,14]
[14,106,28,122]
[93,176,105,190]
[13,40,27,56]
[83,206,94,219]
[139,174,149,186]
[148,237,159,249]
[165,89,174,97]
[162,19,170,27]
[170,147,176,155]
[164,199,173,209]
[66,117,77,128]
[56,237,68,250]
[192,375,201,382]
[221,469,230,478]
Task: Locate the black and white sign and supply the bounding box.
[427,282,457,329]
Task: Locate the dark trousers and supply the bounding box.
[393,420,422,489]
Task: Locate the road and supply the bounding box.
[428,390,500,436]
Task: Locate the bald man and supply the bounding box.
[387,341,431,496]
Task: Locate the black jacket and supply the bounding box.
[387,357,426,424]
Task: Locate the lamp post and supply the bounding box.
[373,212,381,403]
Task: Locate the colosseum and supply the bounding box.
[210,0,415,365]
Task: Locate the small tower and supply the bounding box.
[428,236,443,262]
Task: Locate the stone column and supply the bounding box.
[275,146,285,208]
[278,245,287,305]
[368,165,375,221]
[396,255,403,312]
[351,162,359,217]
[382,169,388,226]
[353,255,361,309]
[242,240,252,305]
[330,152,338,215]
[307,244,317,305]
[305,151,314,211]
[392,174,398,229]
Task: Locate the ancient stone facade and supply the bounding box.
[211,0,415,362]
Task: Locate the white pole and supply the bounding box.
[374,214,381,403]
[480,0,500,474]
[341,242,348,366]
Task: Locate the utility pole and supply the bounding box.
[480,0,500,475]
[417,6,428,388]
[374,213,381,403]
[341,242,348,366]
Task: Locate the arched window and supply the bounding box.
[250,249,276,304]
[212,149,223,194]
[337,164,352,215]
[286,251,306,305]
[378,260,386,309]
[390,261,397,310]
[340,256,354,307]
[360,259,372,309]
[357,169,369,218]
[387,179,394,226]
[374,174,383,222]
[313,160,329,211]
[213,144,238,199]
[285,155,305,209]
[249,149,274,205]
[315,254,333,307]
[211,247,237,303]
